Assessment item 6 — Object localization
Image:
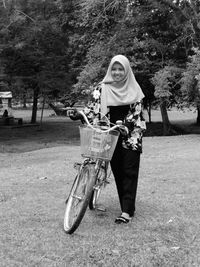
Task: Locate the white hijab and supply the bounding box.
[100,55,144,116]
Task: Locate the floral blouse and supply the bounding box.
[83,85,146,153]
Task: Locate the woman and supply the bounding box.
[71,55,146,224]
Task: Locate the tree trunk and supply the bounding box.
[23,92,27,108]
[31,87,39,123]
[197,105,200,125]
[160,101,171,135]
[147,101,152,123]
[39,95,45,130]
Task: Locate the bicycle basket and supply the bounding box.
[79,126,119,161]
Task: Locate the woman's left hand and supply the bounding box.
[119,125,129,137]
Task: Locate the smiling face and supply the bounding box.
[111,62,126,83]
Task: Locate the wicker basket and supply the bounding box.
[79,126,119,161]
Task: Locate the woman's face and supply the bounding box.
[111,62,126,83]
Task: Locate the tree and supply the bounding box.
[74,1,200,132]
[1,0,200,129]
[181,48,200,125]
[0,0,72,123]
[151,66,183,135]
[73,0,156,103]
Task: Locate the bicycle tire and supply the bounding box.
[89,167,105,210]
[64,164,96,234]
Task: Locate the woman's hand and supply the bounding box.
[69,109,83,121]
[119,125,129,136]
[116,120,129,136]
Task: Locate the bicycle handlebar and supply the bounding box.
[78,110,122,133]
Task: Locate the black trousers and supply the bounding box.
[110,138,140,217]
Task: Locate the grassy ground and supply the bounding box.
[0,109,200,266]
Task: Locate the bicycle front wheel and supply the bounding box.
[64,164,96,234]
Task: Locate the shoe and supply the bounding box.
[115,215,130,224]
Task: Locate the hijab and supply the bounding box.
[100,55,144,116]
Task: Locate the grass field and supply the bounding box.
[0,108,200,266]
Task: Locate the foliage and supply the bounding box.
[73,1,154,99]
[1,0,200,125]
[151,66,183,107]
[1,0,71,92]
[181,47,200,107]
[72,1,199,101]
[0,0,79,122]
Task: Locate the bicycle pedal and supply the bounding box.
[96,206,107,212]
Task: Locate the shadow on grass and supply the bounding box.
[144,121,200,137]
[0,118,199,153]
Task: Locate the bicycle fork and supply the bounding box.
[73,159,108,211]
[93,160,109,212]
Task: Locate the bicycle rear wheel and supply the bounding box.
[64,164,96,234]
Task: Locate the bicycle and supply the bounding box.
[63,110,124,234]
